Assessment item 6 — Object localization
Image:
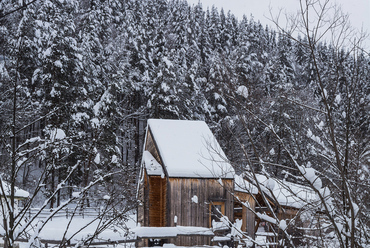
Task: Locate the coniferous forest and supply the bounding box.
[0,0,369,247]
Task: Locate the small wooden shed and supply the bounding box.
[137,119,235,246]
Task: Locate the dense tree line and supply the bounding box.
[0,0,369,246]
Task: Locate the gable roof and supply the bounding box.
[144,119,234,179]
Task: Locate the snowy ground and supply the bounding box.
[7,211,270,248]
[5,212,137,248]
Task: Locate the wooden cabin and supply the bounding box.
[136,120,317,247]
[137,119,235,246]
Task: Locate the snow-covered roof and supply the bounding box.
[142,150,164,176]
[1,181,29,198]
[249,173,317,209]
[234,174,258,195]
[145,119,234,179]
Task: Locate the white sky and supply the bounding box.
[186,0,370,48]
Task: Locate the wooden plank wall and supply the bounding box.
[148,176,167,227]
[137,176,145,227]
[167,178,233,246]
[143,171,149,227]
[137,170,150,226]
[277,208,298,220]
[137,170,149,247]
[143,128,168,227]
[235,191,256,239]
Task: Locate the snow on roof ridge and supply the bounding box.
[146,119,234,179]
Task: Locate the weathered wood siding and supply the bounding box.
[277,208,298,221]
[137,171,145,227]
[142,128,167,227]
[167,178,233,246]
[137,170,151,226]
[234,191,255,238]
[148,176,167,227]
[136,170,149,248]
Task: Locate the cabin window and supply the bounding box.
[209,201,225,227]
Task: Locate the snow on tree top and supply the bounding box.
[146,119,234,179]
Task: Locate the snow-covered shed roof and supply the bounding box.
[234,174,258,195]
[142,150,164,176]
[248,173,317,209]
[144,119,234,179]
[1,181,29,199]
